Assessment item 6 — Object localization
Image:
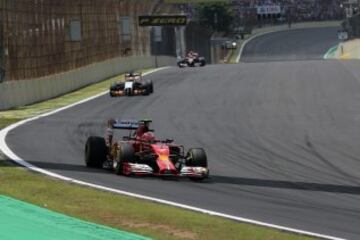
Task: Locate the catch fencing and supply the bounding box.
[343,13,360,38]
[0,0,158,81]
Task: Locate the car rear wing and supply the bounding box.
[113,120,139,130]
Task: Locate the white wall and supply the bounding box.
[0,55,176,110]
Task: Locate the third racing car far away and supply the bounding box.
[85,119,209,181]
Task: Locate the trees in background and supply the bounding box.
[197,3,235,32]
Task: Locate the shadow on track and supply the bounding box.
[3,160,360,195]
[0,160,104,174]
[209,175,360,195]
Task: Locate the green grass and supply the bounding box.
[0,118,20,129]
[0,69,153,120]
[0,160,315,240]
[0,70,318,240]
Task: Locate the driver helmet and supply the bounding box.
[136,122,149,137]
[142,132,155,142]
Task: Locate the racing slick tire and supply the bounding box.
[85,136,107,168]
[199,59,206,67]
[115,143,135,175]
[186,148,208,181]
[148,80,154,93]
[142,80,153,95]
[186,148,207,167]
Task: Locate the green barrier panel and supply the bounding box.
[0,195,151,240]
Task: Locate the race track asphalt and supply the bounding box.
[241,27,340,62]
[6,27,360,239]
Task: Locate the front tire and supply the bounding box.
[147,80,154,94]
[186,148,208,181]
[85,137,107,168]
[186,148,207,167]
[142,80,153,95]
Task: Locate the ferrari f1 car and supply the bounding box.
[177,52,206,68]
[85,119,209,181]
[110,72,153,97]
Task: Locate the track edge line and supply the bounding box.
[0,66,346,240]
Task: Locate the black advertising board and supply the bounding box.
[138,15,187,26]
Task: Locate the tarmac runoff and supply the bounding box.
[0,26,354,239]
[0,65,350,240]
[324,39,360,60]
[0,195,149,240]
[235,21,341,63]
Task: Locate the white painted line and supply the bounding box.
[0,67,346,240]
[236,31,278,63]
[323,44,339,59]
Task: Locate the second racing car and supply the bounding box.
[110,72,153,97]
[85,119,209,181]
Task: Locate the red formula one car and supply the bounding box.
[177,51,206,68]
[85,119,209,181]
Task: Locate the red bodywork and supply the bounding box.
[119,138,207,179]
[121,135,179,176]
[107,120,209,179]
[151,144,178,175]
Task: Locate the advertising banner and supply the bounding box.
[256,5,281,15]
[139,15,187,26]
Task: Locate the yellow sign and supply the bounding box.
[165,0,229,3]
[139,16,187,26]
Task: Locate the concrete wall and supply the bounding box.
[0,55,175,110]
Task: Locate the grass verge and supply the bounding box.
[0,70,316,240]
[0,159,315,240]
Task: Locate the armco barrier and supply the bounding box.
[0,55,175,110]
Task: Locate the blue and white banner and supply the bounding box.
[256,5,281,15]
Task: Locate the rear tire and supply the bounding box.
[115,143,135,175]
[85,137,107,168]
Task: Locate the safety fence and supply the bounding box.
[343,13,360,38]
[0,0,158,81]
